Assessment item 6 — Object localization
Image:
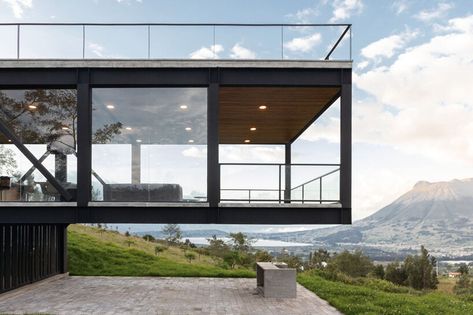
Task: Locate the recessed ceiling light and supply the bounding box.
[106,104,115,109]
[258,105,267,110]
[250,127,257,131]
[188,139,194,143]
[28,105,37,109]
[180,105,188,110]
[185,127,192,131]
[125,127,132,131]
[61,126,69,130]
[244,139,251,143]
[136,139,142,143]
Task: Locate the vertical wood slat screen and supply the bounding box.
[0,224,67,294]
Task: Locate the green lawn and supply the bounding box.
[68,225,255,278]
[298,272,473,315]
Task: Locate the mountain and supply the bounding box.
[253,178,473,257]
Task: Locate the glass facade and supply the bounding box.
[0,89,77,202]
[91,87,207,202]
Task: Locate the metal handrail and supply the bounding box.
[0,23,352,61]
[220,163,340,204]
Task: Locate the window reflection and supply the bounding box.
[91,88,207,202]
[0,89,77,202]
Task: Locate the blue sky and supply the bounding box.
[1,0,472,228]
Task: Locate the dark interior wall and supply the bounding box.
[0,224,67,294]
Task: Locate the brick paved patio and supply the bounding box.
[0,275,341,315]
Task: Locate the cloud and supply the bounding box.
[360,29,418,61]
[189,44,223,59]
[329,0,363,22]
[182,146,206,159]
[88,42,105,58]
[220,146,284,163]
[284,33,321,53]
[414,2,453,22]
[230,44,256,59]
[286,7,319,23]
[354,15,473,165]
[357,60,369,70]
[2,0,32,18]
[392,0,408,15]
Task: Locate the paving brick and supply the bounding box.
[0,276,341,315]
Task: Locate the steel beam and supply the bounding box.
[0,118,73,201]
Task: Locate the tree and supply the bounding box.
[142,234,155,242]
[385,261,408,285]
[458,263,469,275]
[185,252,196,263]
[330,250,374,278]
[124,231,130,237]
[206,235,230,259]
[228,232,253,252]
[0,145,17,176]
[310,248,331,269]
[255,250,272,262]
[372,264,385,279]
[154,245,165,256]
[404,246,438,290]
[161,224,182,244]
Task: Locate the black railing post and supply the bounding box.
[284,144,291,203]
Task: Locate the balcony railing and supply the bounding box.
[0,23,352,61]
[220,163,340,204]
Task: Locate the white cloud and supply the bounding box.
[1,0,32,18]
[414,2,453,22]
[189,44,224,59]
[286,7,319,23]
[329,0,363,22]
[88,42,105,58]
[392,0,408,15]
[284,33,321,53]
[360,29,418,61]
[357,60,369,70]
[220,146,284,163]
[182,147,207,159]
[354,15,473,165]
[230,44,256,59]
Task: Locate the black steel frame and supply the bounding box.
[0,65,351,225]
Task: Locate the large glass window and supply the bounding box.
[91,88,207,203]
[0,89,77,202]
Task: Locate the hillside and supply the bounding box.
[68,224,254,277]
[252,178,473,257]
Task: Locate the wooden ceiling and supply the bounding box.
[219,86,340,144]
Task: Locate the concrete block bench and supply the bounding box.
[256,262,296,298]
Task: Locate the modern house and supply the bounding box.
[0,23,352,293]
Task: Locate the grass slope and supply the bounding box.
[298,273,473,315]
[68,225,254,278]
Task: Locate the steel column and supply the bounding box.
[207,79,220,214]
[340,70,352,223]
[77,71,91,211]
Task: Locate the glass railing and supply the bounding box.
[220,163,340,204]
[0,23,352,61]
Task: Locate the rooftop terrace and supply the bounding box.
[0,23,351,61]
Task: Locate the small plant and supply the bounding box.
[125,239,134,247]
[155,245,165,256]
[185,252,196,263]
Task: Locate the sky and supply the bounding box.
[1,0,472,230]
